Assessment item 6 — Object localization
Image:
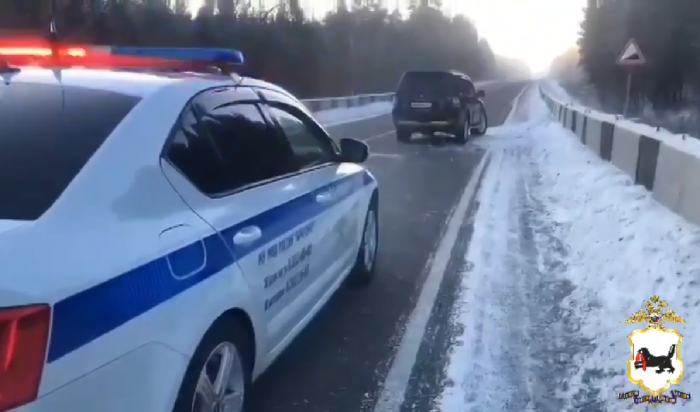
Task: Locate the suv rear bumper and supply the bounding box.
[395,120,451,127]
[394,119,460,133]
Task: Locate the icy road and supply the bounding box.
[252,83,699,412]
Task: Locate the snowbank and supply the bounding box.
[525,85,700,409]
[436,85,699,411]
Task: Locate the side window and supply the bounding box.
[459,80,476,97]
[266,105,338,169]
[166,106,231,195]
[198,103,298,191]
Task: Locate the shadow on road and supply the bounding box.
[402,133,465,146]
[401,132,491,147]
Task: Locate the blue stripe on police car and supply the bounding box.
[47,171,373,363]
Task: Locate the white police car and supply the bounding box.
[0,40,378,412]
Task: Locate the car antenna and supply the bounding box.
[47,0,66,87]
[48,0,59,53]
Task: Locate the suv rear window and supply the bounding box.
[397,72,464,98]
[0,82,141,220]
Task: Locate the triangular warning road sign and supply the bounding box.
[617,38,646,66]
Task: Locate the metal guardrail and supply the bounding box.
[300,92,395,112]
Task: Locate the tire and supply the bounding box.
[396,128,411,142]
[172,317,253,412]
[455,117,469,144]
[470,106,488,136]
[348,192,379,287]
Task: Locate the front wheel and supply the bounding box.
[173,319,253,412]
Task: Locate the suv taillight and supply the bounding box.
[0,305,51,411]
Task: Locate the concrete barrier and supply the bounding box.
[539,83,700,227]
[611,127,640,180]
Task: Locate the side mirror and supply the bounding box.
[339,138,369,163]
[476,90,485,98]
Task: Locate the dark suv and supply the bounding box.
[392,70,487,143]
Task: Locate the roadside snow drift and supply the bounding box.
[436,85,699,411]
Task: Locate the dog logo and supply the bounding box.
[619,296,692,404]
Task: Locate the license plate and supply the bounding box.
[411,102,432,109]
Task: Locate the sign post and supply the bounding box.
[616,38,646,116]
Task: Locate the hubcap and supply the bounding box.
[192,342,245,412]
[363,210,377,271]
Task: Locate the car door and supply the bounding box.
[161,86,326,352]
[259,90,366,309]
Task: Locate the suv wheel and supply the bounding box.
[470,107,488,136]
[455,118,469,144]
[396,128,411,142]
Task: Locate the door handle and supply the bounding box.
[233,226,262,246]
[315,192,334,203]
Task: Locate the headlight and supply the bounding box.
[451,97,460,106]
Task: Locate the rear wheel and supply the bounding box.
[470,107,488,136]
[396,128,411,142]
[455,117,469,144]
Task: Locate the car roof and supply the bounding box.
[401,70,473,83]
[2,67,260,97]
[3,67,301,105]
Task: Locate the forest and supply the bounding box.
[0,0,530,98]
[552,0,700,125]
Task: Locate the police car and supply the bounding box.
[0,38,379,412]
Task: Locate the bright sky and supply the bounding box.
[188,0,585,73]
[454,0,585,73]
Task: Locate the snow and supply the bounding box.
[436,85,700,411]
[313,101,392,127]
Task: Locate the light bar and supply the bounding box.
[107,47,244,65]
[0,37,245,71]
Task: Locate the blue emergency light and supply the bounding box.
[107,47,245,65]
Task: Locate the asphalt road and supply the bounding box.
[249,80,529,412]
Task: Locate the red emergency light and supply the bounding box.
[0,37,244,73]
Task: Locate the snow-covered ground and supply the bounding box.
[313,101,392,127]
[436,85,700,411]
